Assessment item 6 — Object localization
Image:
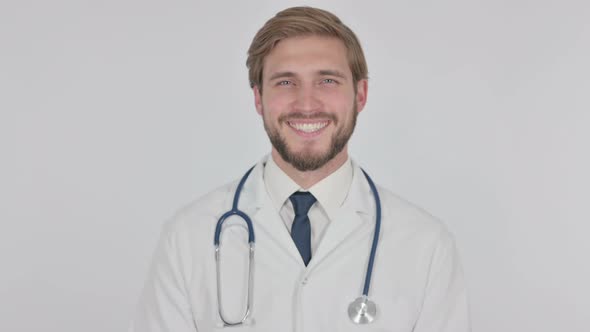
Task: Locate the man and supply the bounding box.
[131,6,470,332]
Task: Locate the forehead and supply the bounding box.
[262,36,351,79]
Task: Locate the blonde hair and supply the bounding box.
[246,6,368,91]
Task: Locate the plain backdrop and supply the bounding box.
[1,0,589,331]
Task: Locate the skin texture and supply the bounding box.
[254,36,368,189]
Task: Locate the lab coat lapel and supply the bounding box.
[251,206,306,265]
[238,160,306,266]
[307,207,366,270]
[308,163,375,269]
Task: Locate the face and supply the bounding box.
[254,36,368,172]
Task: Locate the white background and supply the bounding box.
[1,0,589,331]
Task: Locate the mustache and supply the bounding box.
[278,112,337,123]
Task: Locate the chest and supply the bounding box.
[185,211,429,332]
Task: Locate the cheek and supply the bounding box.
[323,93,355,113]
[262,93,291,115]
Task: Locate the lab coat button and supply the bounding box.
[301,277,308,285]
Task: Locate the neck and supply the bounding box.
[271,148,349,189]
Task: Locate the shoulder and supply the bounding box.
[160,179,239,237]
[376,184,455,245]
[351,161,453,243]
[160,160,266,238]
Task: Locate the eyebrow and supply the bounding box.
[317,69,347,79]
[268,69,348,81]
[268,71,296,81]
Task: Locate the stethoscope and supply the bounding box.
[214,165,381,326]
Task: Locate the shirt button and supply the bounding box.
[301,277,308,285]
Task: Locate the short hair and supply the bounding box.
[246,6,368,91]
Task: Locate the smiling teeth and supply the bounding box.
[289,122,328,133]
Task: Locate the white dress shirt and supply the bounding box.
[263,157,353,255]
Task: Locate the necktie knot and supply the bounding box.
[289,192,317,217]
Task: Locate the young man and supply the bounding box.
[131,7,470,332]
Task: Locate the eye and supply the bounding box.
[277,80,293,86]
[322,78,337,84]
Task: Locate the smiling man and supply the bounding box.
[254,34,365,186]
[131,7,470,332]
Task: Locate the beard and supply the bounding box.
[262,103,358,172]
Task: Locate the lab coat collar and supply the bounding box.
[243,156,373,215]
[340,159,374,216]
[237,156,376,268]
[235,158,268,213]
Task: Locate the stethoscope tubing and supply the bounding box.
[214,166,256,246]
[213,165,381,326]
[360,169,381,297]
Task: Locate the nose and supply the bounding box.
[293,85,321,113]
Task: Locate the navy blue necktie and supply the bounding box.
[289,192,316,266]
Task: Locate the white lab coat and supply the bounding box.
[131,159,470,332]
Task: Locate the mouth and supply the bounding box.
[287,121,330,134]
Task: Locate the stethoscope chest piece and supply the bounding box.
[348,295,377,324]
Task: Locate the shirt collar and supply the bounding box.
[263,155,353,212]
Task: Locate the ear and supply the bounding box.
[355,79,368,113]
[253,85,263,115]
